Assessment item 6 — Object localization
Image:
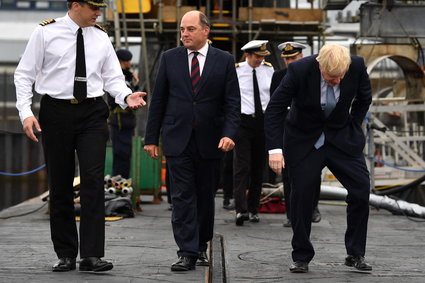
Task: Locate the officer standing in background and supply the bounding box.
[233,40,274,226]
[14,0,146,272]
[270,42,322,227]
[108,49,140,179]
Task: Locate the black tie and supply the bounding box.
[253,69,262,118]
[73,28,87,102]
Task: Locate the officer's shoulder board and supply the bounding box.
[263,61,273,67]
[95,24,107,33]
[39,19,56,26]
[235,63,239,68]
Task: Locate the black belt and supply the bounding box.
[45,95,98,104]
[241,113,263,119]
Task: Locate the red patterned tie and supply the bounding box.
[190,52,200,95]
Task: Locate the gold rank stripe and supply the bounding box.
[39,19,56,26]
[95,24,107,33]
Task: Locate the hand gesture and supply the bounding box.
[126,92,147,109]
[23,116,42,142]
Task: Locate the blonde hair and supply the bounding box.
[316,44,351,76]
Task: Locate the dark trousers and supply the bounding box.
[283,168,321,221]
[39,95,109,259]
[220,151,233,199]
[166,134,220,257]
[110,124,134,179]
[288,143,370,263]
[233,120,266,214]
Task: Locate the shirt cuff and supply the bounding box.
[115,91,132,109]
[19,109,35,124]
[268,149,283,154]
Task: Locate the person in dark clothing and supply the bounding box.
[108,49,139,179]
[266,44,372,273]
[269,42,321,227]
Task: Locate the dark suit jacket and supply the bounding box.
[265,55,372,165]
[145,45,241,159]
[270,68,287,95]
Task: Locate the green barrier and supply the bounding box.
[104,143,113,176]
[131,136,162,209]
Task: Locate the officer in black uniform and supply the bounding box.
[108,49,139,179]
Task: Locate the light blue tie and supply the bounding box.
[314,85,336,149]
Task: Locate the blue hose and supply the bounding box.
[0,164,46,176]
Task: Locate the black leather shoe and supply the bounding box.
[283,219,292,227]
[52,257,76,272]
[289,261,309,273]
[235,212,249,226]
[312,206,321,223]
[223,198,235,210]
[79,257,113,272]
[345,255,372,271]
[171,256,197,271]
[249,213,260,223]
[197,251,209,266]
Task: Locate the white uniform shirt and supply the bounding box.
[14,13,132,123]
[236,60,274,115]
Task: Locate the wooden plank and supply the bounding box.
[162,6,206,23]
[238,7,324,22]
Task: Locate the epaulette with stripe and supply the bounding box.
[95,24,107,33]
[39,19,56,26]
[263,61,273,67]
[235,63,239,68]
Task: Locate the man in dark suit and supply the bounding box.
[269,41,321,227]
[144,10,240,271]
[265,44,372,273]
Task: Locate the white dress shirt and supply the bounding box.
[236,60,274,115]
[14,13,132,123]
[186,41,209,76]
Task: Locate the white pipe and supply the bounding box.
[320,185,425,218]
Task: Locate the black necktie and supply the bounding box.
[253,69,263,117]
[73,28,87,102]
[190,51,201,95]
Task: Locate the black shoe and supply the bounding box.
[223,198,235,210]
[283,219,292,227]
[249,213,260,223]
[79,257,113,272]
[345,255,372,271]
[52,257,76,272]
[171,256,197,271]
[312,206,321,223]
[235,212,249,226]
[197,251,209,266]
[289,261,309,273]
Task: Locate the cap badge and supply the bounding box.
[284,44,294,51]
